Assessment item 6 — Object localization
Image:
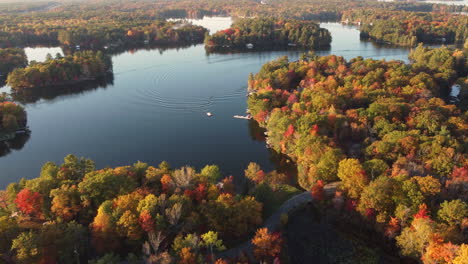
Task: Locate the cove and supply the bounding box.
[0,21,413,188]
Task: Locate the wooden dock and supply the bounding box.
[0,127,30,142]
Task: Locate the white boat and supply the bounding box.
[233,115,251,120]
[246,43,254,49]
[206,112,213,117]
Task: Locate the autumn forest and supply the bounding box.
[0,0,467,263]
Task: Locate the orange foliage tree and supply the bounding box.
[252,228,282,263]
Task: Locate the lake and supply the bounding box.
[378,0,468,5]
[0,21,413,188]
[422,0,468,6]
[24,47,64,63]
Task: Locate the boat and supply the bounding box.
[246,43,254,49]
[0,127,30,142]
[233,115,251,120]
[15,127,30,134]
[206,112,213,117]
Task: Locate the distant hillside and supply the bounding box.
[0,1,60,13]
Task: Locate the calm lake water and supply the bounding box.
[24,47,63,63]
[379,0,468,5]
[423,0,468,6]
[0,21,413,188]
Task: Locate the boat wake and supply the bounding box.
[126,67,246,113]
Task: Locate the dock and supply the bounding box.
[0,127,30,142]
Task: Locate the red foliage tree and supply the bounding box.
[327,113,336,127]
[255,170,266,183]
[310,124,319,136]
[345,199,357,212]
[284,124,295,138]
[184,189,195,199]
[194,183,207,202]
[255,111,268,123]
[414,203,430,220]
[15,188,43,217]
[287,93,298,104]
[160,174,173,193]
[445,166,468,200]
[385,217,400,238]
[222,28,234,36]
[310,180,324,201]
[139,210,154,232]
[451,166,468,179]
[365,208,376,221]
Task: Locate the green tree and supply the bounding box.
[116,210,142,240]
[172,233,200,254]
[159,161,171,172]
[337,159,369,199]
[201,231,225,263]
[137,194,158,215]
[133,161,148,183]
[438,199,468,227]
[78,169,137,207]
[358,176,396,223]
[200,165,222,184]
[396,218,433,258]
[0,216,19,253]
[363,159,389,180]
[11,231,40,264]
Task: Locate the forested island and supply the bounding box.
[247,44,468,262]
[205,18,331,50]
[6,51,111,91]
[343,10,467,46]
